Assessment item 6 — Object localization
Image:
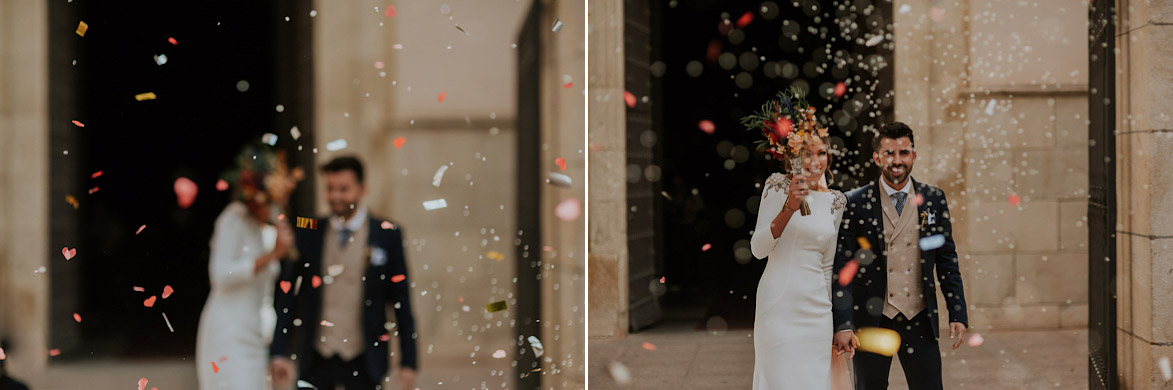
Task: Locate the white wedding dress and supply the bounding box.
[750,174,846,390]
[196,202,281,390]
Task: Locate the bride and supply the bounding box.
[746,90,856,390]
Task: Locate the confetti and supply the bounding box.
[90,171,102,179]
[49,349,61,357]
[280,281,292,294]
[138,378,148,390]
[219,356,229,363]
[551,19,563,33]
[555,157,567,171]
[73,120,85,128]
[856,327,901,357]
[381,221,395,229]
[486,251,505,261]
[66,195,79,209]
[454,25,469,36]
[1159,356,1171,381]
[0,346,5,360]
[857,237,872,251]
[143,295,157,308]
[62,247,76,260]
[384,5,396,18]
[984,99,997,115]
[527,336,544,358]
[133,286,145,292]
[485,300,507,313]
[326,138,348,151]
[967,333,984,347]
[698,120,716,134]
[834,82,847,98]
[865,34,884,47]
[563,82,573,88]
[623,91,637,108]
[546,172,572,187]
[929,6,946,22]
[320,320,334,327]
[492,349,507,358]
[701,243,712,252]
[608,361,632,385]
[660,276,666,283]
[211,361,220,374]
[162,312,174,332]
[216,179,229,191]
[913,194,924,206]
[154,54,168,66]
[290,126,301,141]
[432,165,448,187]
[73,313,82,323]
[162,285,174,299]
[88,187,99,194]
[735,11,754,28]
[296,217,318,230]
[423,198,448,211]
[167,37,178,45]
[378,334,390,341]
[898,4,911,14]
[174,177,197,208]
[393,137,406,149]
[1008,193,1021,206]
[262,133,278,146]
[919,234,946,251]
[311,275,322,288]
[554,198,581,222]
[437,91,446,102]
[135,92,157,101]
[838,259,860,286]
[641,342,657,351]
[521,368,542,378]
[76,21,88,37]
[390,274,406,283]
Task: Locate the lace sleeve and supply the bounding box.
[831,189,847,213]
[763,173,790,198]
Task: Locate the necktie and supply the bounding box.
[893,192,907,215]
[339,228,352,247]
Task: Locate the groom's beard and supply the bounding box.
[881,163,912,186]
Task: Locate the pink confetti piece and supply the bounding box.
[390,274,406,283]
[88,187,99,194]
[492,349,507,358]
[623,91,637,108]
[73,313,82,323]
[967,333,983,347]
[0,346,6,360]
[660,276,665,283]
[1008,193,1021,206]
[929,6,945,22]
[91,171,102,178]
[393,137,406,149]
[458,296,464,303]
[834,82,846,98]
[374,61,385,69]
[320,320,334,327]
[838,259,860,286]
[379,334,390,341]
[174,177,198,209]
[311,275,322,288]
[215,179,229,191]
[384,5,396,18]
[381,221,394,230]
[554,198,581,222]
[735,11,753,28]
[162,285,174,299]
[219,355,229,363]
[72,120,85,128]
[62,247,76,260]
[143,295,157,307]
[49,349,61,357]
[138,377,148,390]
[280,281,291,294]
[542,246,554,251]
[133,286,145,292]
[913,194,924,207]
[563,82,573,88]
[642,342,657,351]
[555,157,567,171]
[701,243,712,252]
[437,91,446,102]
[698,120,716,134]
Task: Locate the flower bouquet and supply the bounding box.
[740,86,829,216]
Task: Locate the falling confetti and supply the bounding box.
[437,91,446,102]
[929,6,946,22]
[174,177,198,208]
[280,281,292,294]
[384,5,396,18]
[919,234,946,251]
[1159,356,1171,381]
[262,133,278,146]
[608,361,632,385]
[486,251,505,261]
[320,320,335,327]
[527,336,545,358]
[563,82,573,88]
[88,187,99,194]
[76,21,88,37]
[0,346,5,360]
[325,138,348,151]
[623,91,637,108]
[135,92,157,101]
[378,334,390,342]
[66,195,79,209]
[659,276,665,283]
[857,237,872,251]
[551,19,563,33]
[154,54,168,66]
[73,313,82,323]
[138,378,148,390]
[390,274,406,283]
[641,342,657,351]
[167,37,178,45]
[143,296,157,308]
[865,34,884,47]
[432,165,448,187]
[838,259,860,286]
[492,349,507,358]
[219,356,229,363]
[381,221,395,230]
[485,300,507,313]
[393,137,406,149]
[90,170,102,179]
[49,349,61,357]
[312,275,322,288]
[546,172,572,187]
[1008,193,1022,206]
[211,361,220,374]
[62,247,76,260]
[554,198,581,222]
[857,327,901,357]
[913,193,924,206]
[162,285,174,299]
[290,126,302,141]
[984,99,997,115]
[555,157,567,171]
[701,243,712,252]
[735,11,754,28]
[967,333,984,347]
[216,179,229,191]
[162,312,174,332]
[834,82,847,98]
[296,217,318,230]
[73,120,85,128]
[423,198,448,211]
[898,4,911,14]
[133,286,145,292]
[698,120,716,134]
[454,25,470,36]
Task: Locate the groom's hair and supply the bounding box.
[873,121,915,150]
[321,156,365,184]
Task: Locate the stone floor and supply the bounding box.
[588,320,1089,390]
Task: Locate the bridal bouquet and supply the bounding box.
[740,86,828,216]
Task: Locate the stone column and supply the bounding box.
[1114,0,1173,388]
[587,0,629,339]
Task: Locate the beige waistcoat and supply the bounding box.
[316,219,369,360]
[880,188,926,320]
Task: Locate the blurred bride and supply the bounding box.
[197,144,302,390]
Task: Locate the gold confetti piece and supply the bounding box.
[857,237,872,251]
[856,327,901,357]
[134,92,157,101]
[486,251,505,261]
[76,21,88,37]
[66,195,79,209]
[485,301,507,313]
[296,217,318,230]
[521,368,542,378]
[162,312,174,332]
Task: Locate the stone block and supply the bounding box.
[1132,234,1154,342]
[1150,237,1173,343]
[1018,149,1089,201]
[1015,253,1087,305]
[1054,96,1089,149]
[1059,303,1089,328]
[961,254,1015,306]
[1058,200,1089,252]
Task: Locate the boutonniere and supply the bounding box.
[369,246,388,266]
[920,210,936,226]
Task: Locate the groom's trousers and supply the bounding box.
[853,312,943,390]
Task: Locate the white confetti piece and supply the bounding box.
[898,4,911,14]
[290,126,301,141]
[326,138,348,151]
[527,336,544,358]
[546,172,572,187]
[865,34,884,47]
[423,198,448,211]
[162,312,174,333]
[432,165,449,187]
[608,361,632,385]
[984,99,997,115]
[262,133,278,146]
[919,234,946,251]
[1160,356,1172,381]
[492,349,506,359]
[154,54,168,66]
[554,198,581,222]
[297,380,319,390]
[552,19,563,33]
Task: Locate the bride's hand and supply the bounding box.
[785,174,809,211]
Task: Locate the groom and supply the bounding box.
[831,122,968,390]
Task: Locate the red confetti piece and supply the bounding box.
[143,296,157,307]
[838,259,860,286]
[641,342,657,351]
[379,334,391,341]
[215,179,229,191]
[390,274,406,283]
[458,296,464,303]
[138,377,148,390]
[384,5,397,18]
[563,82,573,88]
[381,221,394,230]
[174,177,198,209]
[211,361,220,374]
[542,246,554,251]
[72,120,85,128]
[279,281,292,294]
[1008,193,1021,206]
[623,91,637,108]
[311,275,322,288]
[393,137,406,149]
[133,286,145,292]
[437,91,446,102]
[834,82,847,98]
[277,214,285,221]
[706,39,722,63]
[698,120,716,134]
[167,37,178,45]
[49,349,61,357]
[736,11,754,28]
[73,313,82,323]
[701,243,712,252]
[91,171,102,180]
[88,187,99,194]
[162,285,174,299]
[555,157,567,171]
[660,276,666,283]
[62,247,76,260]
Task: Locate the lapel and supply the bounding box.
[866,181,885,256]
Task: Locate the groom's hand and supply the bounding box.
[833,330,858,358]
[949,322,967,350]
[269,357,296,389]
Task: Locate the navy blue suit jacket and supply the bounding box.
[831,179,968,339]
[270,215,418,382]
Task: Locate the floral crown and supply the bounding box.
[220,143,287,204]
[739,86,829,161]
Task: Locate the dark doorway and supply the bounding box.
[515,1,543,388]
[1086,0,1117,388]
[647,0,894,330]
[48,0,314,359]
